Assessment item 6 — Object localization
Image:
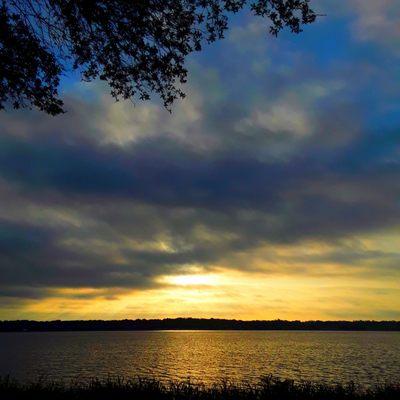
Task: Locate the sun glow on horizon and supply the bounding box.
[161,274,220,287]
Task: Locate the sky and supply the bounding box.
[1,0,400,321]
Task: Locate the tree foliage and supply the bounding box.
[0,1,316,115]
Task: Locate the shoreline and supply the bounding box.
[2,319,400,332]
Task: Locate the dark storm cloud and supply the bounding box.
[0,127,399,236]
[1,118,400,301]
[0,134,285,210]
[0,220,50,257]
[0,218,199,293]
[1,2,400,306]
[0,286,48,299]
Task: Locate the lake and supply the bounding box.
[0,331,399,386]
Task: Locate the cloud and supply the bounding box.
[350,0,400,48]
[1,108,400,303]
[0,1,400,319]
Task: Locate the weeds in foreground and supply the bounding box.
[0,375,399,400]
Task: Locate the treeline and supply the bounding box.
[1,318,399,332]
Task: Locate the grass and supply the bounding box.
[1,375,399,400]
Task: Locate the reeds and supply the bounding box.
[1,375,399,400]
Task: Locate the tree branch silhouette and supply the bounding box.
[1,1,316,115]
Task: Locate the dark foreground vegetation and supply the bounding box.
[1,376,399,400]
[1,318,399,332]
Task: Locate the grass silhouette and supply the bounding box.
[1,375,399,400]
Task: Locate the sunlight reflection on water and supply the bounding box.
[0,331,399,386]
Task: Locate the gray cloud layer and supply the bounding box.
[1,3,400,305]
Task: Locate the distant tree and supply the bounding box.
[0,1,316,115]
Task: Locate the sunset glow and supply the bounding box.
[162,274,220,287]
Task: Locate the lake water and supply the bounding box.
[0,331,399,386]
